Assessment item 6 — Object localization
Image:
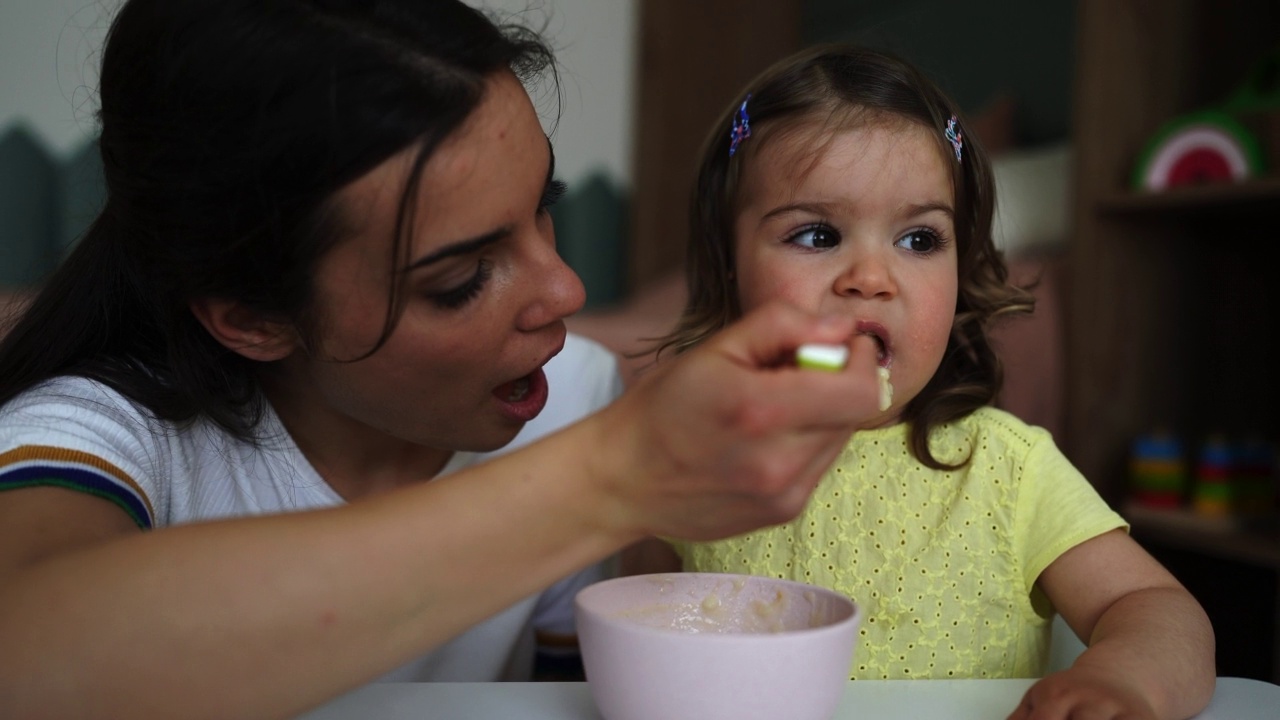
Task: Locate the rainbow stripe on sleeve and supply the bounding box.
[0,445,154,529]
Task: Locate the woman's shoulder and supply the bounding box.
[0,375,184,461]
[546,333,624,402]
[4,375,157,427]
[557,333,621,376]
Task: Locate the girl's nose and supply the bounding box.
[835,251,897,299]
[515,237,587,332]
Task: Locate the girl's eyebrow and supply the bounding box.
[758,199,954,223]
[899,202,954,219]
[759,201,842,222]
[405,138,557,271]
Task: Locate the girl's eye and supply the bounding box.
[539,179,568,213]
[785,223,841,250]
[428,259,493,310]
[894,228,948,255]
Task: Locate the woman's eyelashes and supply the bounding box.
[539,179,568,213]
[428,258,493,310]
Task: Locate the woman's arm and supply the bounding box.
[0,304,884,720]
[1011,529,1216,720]
[619,537,682,576]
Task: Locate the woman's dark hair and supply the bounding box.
[657,44,1034,469]
[0,0,557,440]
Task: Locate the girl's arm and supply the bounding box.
[0,304,884,720]
[1011,529,1216,720]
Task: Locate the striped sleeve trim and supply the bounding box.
[0,445,154,529]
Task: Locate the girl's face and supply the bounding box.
[732,119,958,426]
[272,71,585,470]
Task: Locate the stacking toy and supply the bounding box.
[1129,430,1187,509]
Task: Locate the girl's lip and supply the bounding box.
[854,320,891,367]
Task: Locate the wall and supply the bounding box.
[0,0,109,158]
[0,0,635,182]
[0,0,637,303]
[803,0,1076,146]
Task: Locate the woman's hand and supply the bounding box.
[591,301,883,543]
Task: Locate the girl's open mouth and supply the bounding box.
[856,323,891,367]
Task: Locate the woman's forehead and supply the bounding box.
[329,72,546,253]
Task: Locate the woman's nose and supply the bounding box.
[515,239,587,332]
[835,251,897,299]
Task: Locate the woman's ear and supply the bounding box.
[189,298,300,362]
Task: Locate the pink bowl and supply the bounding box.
[575,573,860,720]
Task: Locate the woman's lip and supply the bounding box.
[493,366,549,423]
[490,337,565,423]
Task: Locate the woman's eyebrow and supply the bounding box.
[406,231,507,270]
[405,138,557,271]
[544,136,557,189]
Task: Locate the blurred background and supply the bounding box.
[0,0,1074,307]
[2,0,1278,686]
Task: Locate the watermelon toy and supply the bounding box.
[1133,46,1280,191]
[1132,111,1262,190]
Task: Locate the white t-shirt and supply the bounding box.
[0,333,624,681]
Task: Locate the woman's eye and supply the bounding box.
[539,179,568,213]
[786,224,840,249]
[895,228,944,254]
[429,259,493,310]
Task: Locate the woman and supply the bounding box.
[0,2,884,718]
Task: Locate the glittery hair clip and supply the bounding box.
[944,115,963,163]
[728,93,753,157]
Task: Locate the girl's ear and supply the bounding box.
[189,298,300,362]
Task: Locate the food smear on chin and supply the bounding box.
[877,366,893,412]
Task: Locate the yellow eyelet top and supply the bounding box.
[672,407,1126,680]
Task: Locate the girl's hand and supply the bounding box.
[1008,666,1158,720]
[590,301,883,543]
[1027,532,1215,720]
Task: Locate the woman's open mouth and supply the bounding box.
[492,367,549,423]
[498,376,532,402]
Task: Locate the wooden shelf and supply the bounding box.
[1067,0,1280,684]
[1124,504,1280,570]
[1097,177,1280,215]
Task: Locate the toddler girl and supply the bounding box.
[629,44,1215,720]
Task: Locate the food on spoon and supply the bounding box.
[795,343,893,411]
[795,343,848,372]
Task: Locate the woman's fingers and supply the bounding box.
[712,301,855,369]
[609,301,885,541]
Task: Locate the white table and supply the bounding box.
[298,677,1280,719]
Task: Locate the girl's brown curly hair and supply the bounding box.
[654,44,1035,469]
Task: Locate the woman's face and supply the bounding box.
[731,119,958,426]
[275,71,585,460]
